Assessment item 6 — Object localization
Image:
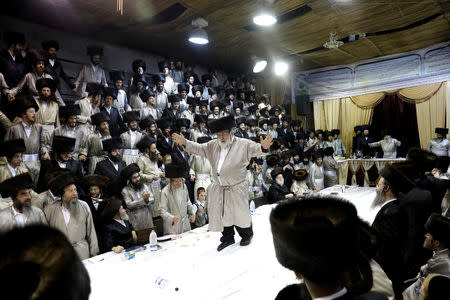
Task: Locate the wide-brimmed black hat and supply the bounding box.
[82,174,110,189]
[0,139,26,157]
[165,163,186,179]
[201,74,212,83]
[120,163,140,180]
[109,70,125,82]
[139,117,156,130]
[209,100,223,111]
[158,61,169,72]
[152,74,165,85]
[91,112,110,126]
[104,87,118,99]
[26,49,46,65]
[42,40,59,51]
[381,129,392,137]
[246,119,257,127]
[139,89,154,102]
[186,97,198,107]
[324,147,334,156]
[177,83,189,93]
[194,114,208,124]
[233,101,244,111]
[59,104,80,120]
[168,94,180,103]
[102,138,123,152]
[86,45,103,56]
[192,85,203,94]
[132,59,146,73]
[85,82,104,96]
[435,128,448,135]
[122,111,140,123]
[235,116,247,126]
[0,173,33,198]
[208,115,235,133]
[4,31,25,45]
[36,78,56,94]
[52,136,76,153]
[293,169,308,181]
[156,117,172,130]
[270,117,279,126]
[259,119,269,128]
[248,104,258,114]
[48,171,77,197]
[135,136,156,153]
[406,148,437,173]
[198,100,209,107]
[176,118,190,129]
[425,213,450,246]
[354,125,362,133]
[331,129,340,136]
[133,74,148,87]
[197,136,211,144]
[266,154,279,167]
[379,163,415,193]
[207,87,217,96]
[14,95,39,117]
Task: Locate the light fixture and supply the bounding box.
[253,60,267,73]
[188,18,209,45]
[253,0,277,26]
[323,32,344,49]
[274,61,288,76]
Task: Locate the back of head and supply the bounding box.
[428,275,450,300]
[0,225,90,300]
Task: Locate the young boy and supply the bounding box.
[192,187,208,228]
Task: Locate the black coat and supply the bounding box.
[352,134,361,154]
[0,48,27,88]
[36,158,84,193]
[268,183,290,204]
[415,175,447,214]
[275,284,387,300]
[80,195,108,233]
[94,159,126,198]
[234,129,249,139]
[156,135,173,156]
[277,127,292,140]
[101,219,136,253]
[161,108,180,124]
[100,106,127,138]
[44,59,75,91]
[357,135,375,157]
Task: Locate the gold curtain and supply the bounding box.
[340,98,373,154]
[255,76,289,106]
[313,101,326,130]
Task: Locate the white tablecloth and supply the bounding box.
[84,186,379,300]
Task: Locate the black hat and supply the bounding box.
[361,125,370,131]
[221,98,231,106]
[101,196,122,220]
[139,89,154,101]
[135,136,156,153]
[248,104,258,114]
[86,82,104,96]
[0,139,26,157]
[42,40,59,51]
[209,100,223,110]
[271,139,281,151]
[104,87,118,99]
[176,118,190,129]
[407,148,437,173]
[225,89,235,97]
[193,85,203,94]
[269,107,279,116]
[259,119,269,128]
[177,83,189,93]
[36,78,56,94]
[235,116,247,126]
[246,90,256,98]
[86,45,103,56]
[435,156,449,173]
[158,61,169,72]
[133,74,148,87]
[194,114,208,124]
[324,147,334,156]
[292,120,301,127]
[186,97,198,107]
[266,154,279,167]
[247,119,257,127]
[45,168,72,191]
[208,115,235,133]
[102,138,123,152]
[122,111,140,123]
[15,95,39,117]
[270,196,363,282]
[270,117,279,126]
[152,74,165,85]
[281,115,291,123]
[4,31,25,45]
[233,101,244,111]
[271,167,284,180]
[199,100,209,107]
[201,74,212,83]
[121,163,140,181]
[156,117,172,130]
[109,70,125,82]
[379,163,415,193]
[165,163,186,179]
[354,125,362,133]
[91,112,110,126]
[293,169,308,181]
[26,49,46,66]
[0,173,33,198]
[435,128,448,135]
[381,129,392,137]
[139,117,156,130]
[132,59,146,73]
[52,136,76,153]
[59,104,80,120]
[424,213,450,246]
[312,151,323,161]
[315,129,323,136]
[197,136,211,144]
[260,107,269,116]
[331,129,340,136]
[82,174,110,189]
[48,171,77,197]
[168,94,180,103]
[207,87,217,96]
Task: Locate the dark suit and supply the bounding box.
[234,129,249,139]
[161,108,180,128]
[94,159,126,198]
[357,135,375,157]
[371,199,408,299]
[80,195,107,234]
[415,175,447,214]
[36,159,83,193]
[275,284,388,300]
[101,219,136,253]
[100,106,127,138]
[44,58,75,91]
[268,183,290,204]
[0,48,27,88]
[156,134,173,156]
[277,127,292,140]
[171,147,194,202]
[352,134,362,154]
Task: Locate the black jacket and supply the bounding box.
[234,129,249,139]
[94,159,126,198]
[357,135,375,157]
[100,106,127,138]
[156,134,173,156]
[161,108,180,124]
[275,284,387,300]
[268,183,290,204]
[44,58,76,91]
[415,175,447,214]
[36,158,83,193]
[0,48,27,88]
[101,219,136,254]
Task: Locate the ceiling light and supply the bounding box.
[323,32,344,49]
[188,18,209,45]
[253,13,277,26]
[253,60,267,73]
[274,61,288,76]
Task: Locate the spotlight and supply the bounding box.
[253,60,267,73]
[188,18,209,45]
[274,61,288,76]
[253,13,277,26]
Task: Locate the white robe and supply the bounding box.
[160,183,194,235]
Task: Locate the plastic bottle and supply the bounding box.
[154,276,179,292]
[121,250,135,260]
[149,230,158,251]
[249,200,255,215]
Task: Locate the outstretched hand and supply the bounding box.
[260,133,273,150]
[172,132,186,146]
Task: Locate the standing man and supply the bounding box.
[357,125,375,157]
[74,82,103,131]
[100,87,126,138]
[34,78,60,141]
[109,70,130,114]
[172,115,273,251]
[120,111,143,165]
[369,129,402,158]
[158,61,175,95]
[153,74,168,112]
[74,45,108,97]
[427,128,450,157]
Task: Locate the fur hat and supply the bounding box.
[165,163,186,179]
[331,129,340,136]
[248,104,258,114]
[270,117,280,126]
[271,167,284,181]
[14,95,39,117]
[176,118,190,130]
[86,45,103,56]
[281,115,291,123]
[42,40,59,51]
[48,171,77,197]
[156,117,172,130]
[152,74,166,85]
[177,83,189,93]
[381,129,392,137]
[100,196,123,220]
[168,94,180,103]
[197,136,211,144]
[324,147,334,156]
[36,78,56,94]
[0,139,26,157]
[407,148,437,173]
[354,125,362,133]
[186,97,198,107]
[59,104,80,120]
[139,117,155,130]
[102,138,123,152]
[198,100,209,107]
[435,128,448,135]
[135,136,156,153]
[26,49,46,66]
[266,154,279,167]
[4,31,25,45]
[246,118,257,127]
[0,173,33,198]
[235,116,247,126]
[82,174,110,189]
[85,82,104,96]
[91,112,110,126]
[425,213,450,246]
[209,100,222,110]
[158,61,170,72]
[379,163,415,194]
[192,85,203,94]
[293,169,308,182]
[259,119,269,128]
[201,74,212,83]
[139,89,154,101]
[132,59,146,73]
[122,111,140,123]
[104,87,118,99]
[233,101,244,111]
[52,136,76,153]
[120,163,140,181]
[133,74,148,87]
[312,151,323,161]
[208,115,235,133]
[225,89,235,97]
[109,70,125,82]
[194,114,208,124]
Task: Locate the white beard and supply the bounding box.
[276,178,284,186]
[218,138,232,149]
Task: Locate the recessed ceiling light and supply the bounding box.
[274,61,288,76]
[253,60,268,73]
[253,13,277,26]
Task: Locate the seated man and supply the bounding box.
[268,167,294,204]
[100,196,137,254]
[402,213,450,300]
[160,163,195,235]
[0,173,47,232]
[81,174,110,231]
[290,169,312,196]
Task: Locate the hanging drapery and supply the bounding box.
[255,76,289,107]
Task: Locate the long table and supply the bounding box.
[84,186,379,300]
[337,158,406,186]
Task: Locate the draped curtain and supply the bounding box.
[255,76,289,107]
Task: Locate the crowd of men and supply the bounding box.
[0,32,449,300]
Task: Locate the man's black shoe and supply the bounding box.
[240,236,253,246]
[217,240,234,251]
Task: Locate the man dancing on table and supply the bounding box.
[172,115,273,251]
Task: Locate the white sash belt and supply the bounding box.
[324,170,336,176]
[314,178,324,184]
[196,173,211,180]
[122,149,139,156]
[22,154,39,161]
[151,179,161,186]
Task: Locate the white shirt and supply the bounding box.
[22,121,32,138]
[91,199,99,210]
[109,158,119,171]
[191,200,206,215]
[58,161,67,168]
[130,130,137,148]
[66,126,76,138]
[104,106,112,114]
[7,164,18,177]
[91,63,97,73]
[315,288,347,300]
[40,100,48,113]
[8,50,15,61]
[381,198,397,209]
[114,219,126,227]
[11,206,27,227]
[61,204,71,224]
[49,59,55,67]
[217,137,234,175]
[433,248,449,256]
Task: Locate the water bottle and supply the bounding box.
[149,230,158,251]
[121,250,135,260]
[154,276,179,292]
[249,200,255,215]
